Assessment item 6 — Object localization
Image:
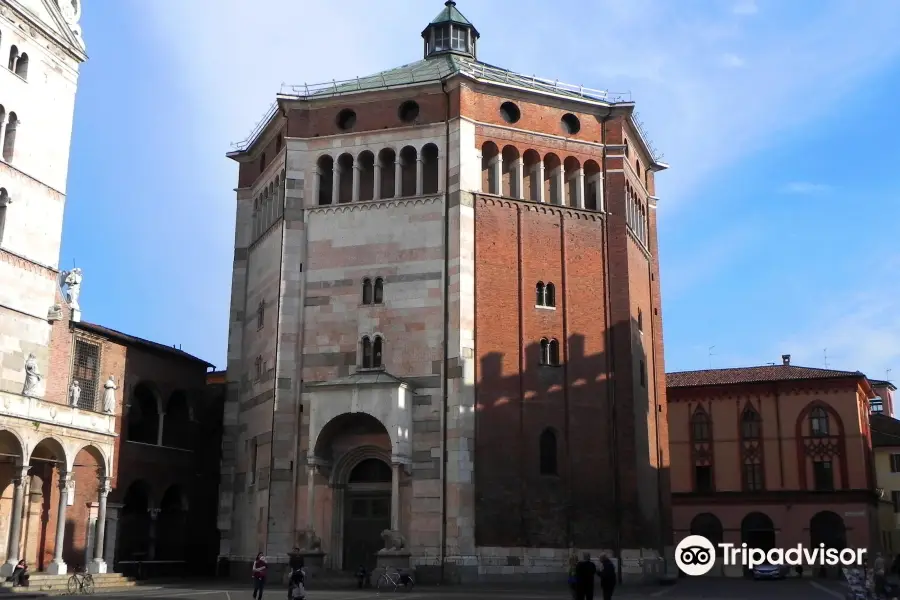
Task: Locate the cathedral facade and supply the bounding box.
[219,1,672,582]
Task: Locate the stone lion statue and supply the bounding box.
[300,529,322,551]
[380,529,406,551]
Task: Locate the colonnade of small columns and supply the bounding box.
[314,143,443,206]
[3,464,111,575]
[626,182,649,246]
[480,142,605,211]
[251,170,286,241]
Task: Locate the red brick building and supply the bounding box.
[667,356,881,576]
[0,292,223,577]
[217,1,672,582]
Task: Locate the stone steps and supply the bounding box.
[1,573,138,594]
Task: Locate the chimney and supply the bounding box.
[782,354,791,366]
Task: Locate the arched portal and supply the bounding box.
[342,458,391,571]
[118,480,152,561]
[162,391,191,449]
[740,511,775,551]
[690,512,724,548]
[28,437,67,570]
[809,510,846,550]
[0,430,25,562]
[157,485,188,560]
[312,412,394,571]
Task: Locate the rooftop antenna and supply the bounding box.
[823,348,829,369]
[708,346,716,369]
[888,369,893,382]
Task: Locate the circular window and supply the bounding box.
[561,113,581,135]
[499,101,521,124]
[336,109,357,130]
[398,101,420,123]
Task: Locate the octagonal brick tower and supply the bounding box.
[219,0,673,583]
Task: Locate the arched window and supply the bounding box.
[14,53,27,79]
[3,112,18,163]
[545,283,556,307]
[362,278,373,305]
[741,407,761,439]
[260,152,266,172]
[539,428,557,475]
[536,282,545,306]
[7,45,17,71]
[810,407,829,436]
[361,336,372,368]
[691,410,711,442]
[373,278,384,304]
[542,339,560,366]
[372,336,383,368]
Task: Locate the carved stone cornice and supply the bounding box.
[476,195,605,222]
[307,195,442,215]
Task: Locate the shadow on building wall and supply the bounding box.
[474,318,671,555]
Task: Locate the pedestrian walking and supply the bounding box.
[252,552,268,600]
[574,552,602,600]
[599,554,616,600]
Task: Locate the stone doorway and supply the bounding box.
[341,459,391,571]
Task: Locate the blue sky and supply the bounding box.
[61,0,900,380]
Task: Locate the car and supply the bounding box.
[752,563,789,579]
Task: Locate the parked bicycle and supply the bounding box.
[376,567,414,592]
[67,566,95,595]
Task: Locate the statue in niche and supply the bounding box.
[69,380,80,407]
[102,375,117,413]
[22,354,43,397]
[62,268,83,310]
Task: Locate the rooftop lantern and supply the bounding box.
[422,1,479,60]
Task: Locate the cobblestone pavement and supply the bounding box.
[59,576,846,600]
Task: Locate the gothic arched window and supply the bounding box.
[691,410,711,442]
[362,278,373,305]
[810,407,830,437]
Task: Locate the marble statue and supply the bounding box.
[102,375,117,413]
[62,268,83,310]
[22,353,42,397]
[380,529,406,551]
[69,380,81,407]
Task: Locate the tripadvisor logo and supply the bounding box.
[675,535,866,576]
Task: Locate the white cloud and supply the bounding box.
[732,0,759,15]
[779,181,832,194]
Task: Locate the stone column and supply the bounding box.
[373,163,382,200]
[46,471,70,574]
[332,166,341,205]
[351,164,361,203]
[575,168,585,209]
[515,158,525,200]
[437,155,445,193]
[390,462,400,531]
[595,174,605,211]
[147,508,160,560]
[0,116,6,160]
[306,465,316,531]
[415,158,424,196]
[555,167,565,206]
[394,160,403,198]
[156,412,165,446]
[536,163,545,203]
[1,466,29,576]
[492,156,503,195]
[311,167,320,207]
[88,477,111,574]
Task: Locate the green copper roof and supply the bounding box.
[305,54,622,104]
[430,1,473,27]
